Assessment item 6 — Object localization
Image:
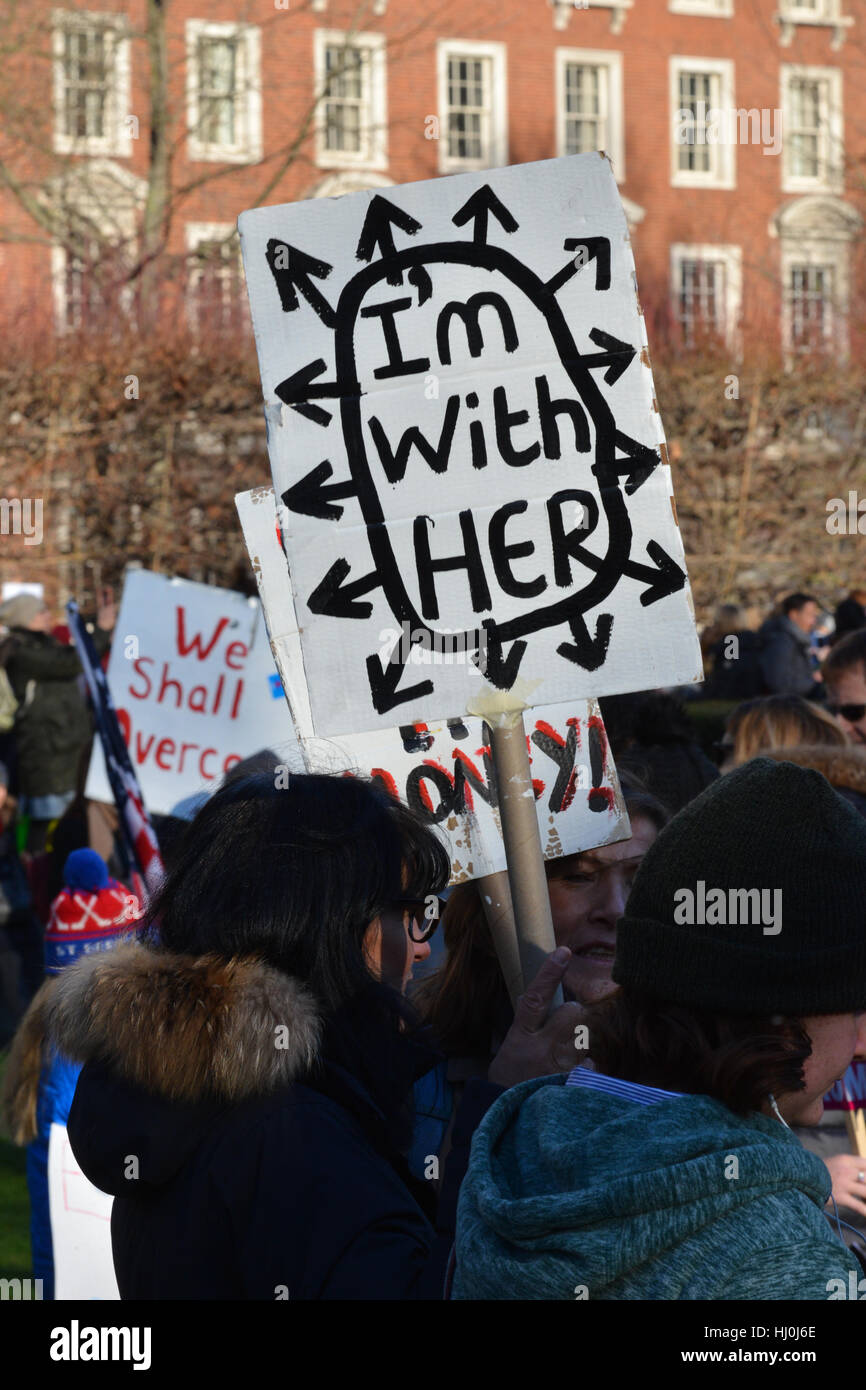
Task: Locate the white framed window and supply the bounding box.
[776,0,853,49]
[670,57,736,189]
[771,195,859,362]
[186,21,262,163]
[669,0,733,14]
[787,261,836,353]
[556,49,624,180]
[313,30,387,171]
[436,40,507,174]
[52,10,131,157]
[51,239,135,334]
[781,65,843,193]
[185,223,247,336]
[670,244,741,348]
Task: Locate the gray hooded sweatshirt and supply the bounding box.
[452,1075,862,1300]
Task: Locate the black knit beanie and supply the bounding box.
[613,757,866,1015]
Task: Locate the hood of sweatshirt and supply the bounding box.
[453,1075,845,1301]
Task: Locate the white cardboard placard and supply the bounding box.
[236,486,630,883]
[48,1123,120,1300]
[239,154,702,736]
[85,569,301,815]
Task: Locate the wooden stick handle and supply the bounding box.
[489,711,562,1001]
[477,870,523,1010]
[844,1107,866,1158]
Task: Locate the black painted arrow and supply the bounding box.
[356,195,422,286]
[281,462,356,522]
[557,612,614,671]
[581,327,636,387]
[265,239,335,326]
[623,540,686,606]
[612,430,661,495]
[307,559,380,619]
[547,237,612,294]
[274,359,341,426]
[473,620,527,690]
[452,185,519,245]
[366,652,435,716]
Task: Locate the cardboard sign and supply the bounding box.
[239,153,702,737]
[85,570,301,815]
[48,1123,119,1300]
[236,486,630,883]
[825,1064,866,1111]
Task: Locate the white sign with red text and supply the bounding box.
[236,486,630,882]
[48,1123,119,1300]
[85,570,301,815]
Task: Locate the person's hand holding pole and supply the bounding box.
[488,946,587,1089]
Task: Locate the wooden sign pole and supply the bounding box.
[844,1107,866,1158]
[488,709,562,1003]
[477,870,523,1010]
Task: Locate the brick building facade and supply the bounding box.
[0,0,863,357]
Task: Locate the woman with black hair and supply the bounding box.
[45,772,472,1299]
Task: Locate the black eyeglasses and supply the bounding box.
[389,896,447,943]
[828,704,866,723]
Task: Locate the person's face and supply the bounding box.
[826,664,866,746]
[28,607,53,633]
[363,904,432,994]
[775,1013,866,1126]
[546,815,658,1004]
[790,601,819,634]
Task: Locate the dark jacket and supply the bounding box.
[50,942,494,1300]
[3,627,109,798]
[758,614,815,699]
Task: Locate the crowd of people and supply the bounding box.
[1,583,866,1299]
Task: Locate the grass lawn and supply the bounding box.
[0,1053,33,1279]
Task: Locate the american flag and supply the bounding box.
[67,601,164,904]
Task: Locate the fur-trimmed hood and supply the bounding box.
[764,744,866,799]
[44,941,322,1106]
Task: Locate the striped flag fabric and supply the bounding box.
[67,601,164,903]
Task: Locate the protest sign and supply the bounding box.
[85,570,301,816]
[236,484,630,886]
[48,1123,119,1300]
[239,153,702,739]
[824,1064,866,1157]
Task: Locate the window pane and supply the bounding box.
[198,37,238,146]
[677,259,726,345]
[62,23,111,139]
[323,45,365,154]
[677,71,718,173]
[564,64,605,155]
[446,54,491,162]
[790,262,833,351]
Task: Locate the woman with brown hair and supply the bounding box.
[720,693,847,771]
[407,787,668,1176]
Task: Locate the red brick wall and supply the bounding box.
[0,0,862,352]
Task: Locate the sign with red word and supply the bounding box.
[236,486,629,882]
[239,154,702,736]
[86,570,300,815]
[825,1064,866,1111]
